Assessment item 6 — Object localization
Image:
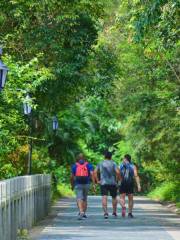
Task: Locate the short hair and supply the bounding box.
[104,151,112,159]
[124,154,131,162]
[76,153,84,161]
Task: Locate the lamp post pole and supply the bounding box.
[23,93,33,175]
[28,115,33,175]
[52,115,59,187]
[0,48,8,91]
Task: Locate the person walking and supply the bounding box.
[94,151,120,219]
[119,154,141,218]
[71,153,95,220]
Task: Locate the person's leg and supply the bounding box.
[102,195,108,213]
[127,184,134,218]
[110,185,118,214]
[77,200,84,213]
[101,185,108,216]
[77,202,80,214]
[128,194,134,214]
[83,200,87,213]
[119,193,126,217]
[112,197,117,214]
[82,184,90,215]
[119,193,126,208]
[75,185,84,219]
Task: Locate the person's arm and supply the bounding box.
[70,174,74,190]
[90,171,96,184]
[90,170,96,193]
[88,163,96,192]
[70,165,75,190]
[115,167,121,182]
[134,165,141,192]
[94,165,100,184]
[114,163,121,183]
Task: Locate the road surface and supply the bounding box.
[30,196,180,240]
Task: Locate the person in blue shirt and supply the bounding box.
[71,153,95,220]
[119,154,141,218]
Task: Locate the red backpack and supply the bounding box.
[75,162,89,177]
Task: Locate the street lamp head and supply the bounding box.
[52,116,59,130]
[23,94,32,115]
[0,48,8,91]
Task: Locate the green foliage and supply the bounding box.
[148,182,180,204]
[0,163,19,179]
[107,0,180,194]
[0,0,179,205]
[0,55,51,179]
[47,95,121,167]
[57,184,75,198]
[0,0,108,179]
[0,0,107,110]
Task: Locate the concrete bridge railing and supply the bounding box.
[0,174,51,240]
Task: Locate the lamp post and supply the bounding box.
[52,116,59,133]
[23,93,33,175]
[0,48,8,91]
[51,116,59,187]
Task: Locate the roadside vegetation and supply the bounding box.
[0,0,179,206]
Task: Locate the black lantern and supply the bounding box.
[52,116,59,130]
[23,94,32,115]
[0,48,8,91]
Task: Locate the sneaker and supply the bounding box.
[112,212,117,217]
[104,213,109,219]
[128,213,134,218]
[83,214,87,219]
[122,207,126,217]
[78,213,84,220]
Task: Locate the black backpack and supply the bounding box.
[121,164,134,185]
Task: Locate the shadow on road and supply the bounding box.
[31,196,180,240]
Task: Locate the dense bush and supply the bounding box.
[148,182,180,204]
[0,1,179,204]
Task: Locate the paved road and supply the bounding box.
[30,196,180,240]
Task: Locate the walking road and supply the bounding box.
[30,196,180,240]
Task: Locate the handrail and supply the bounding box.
[0,174,51,240]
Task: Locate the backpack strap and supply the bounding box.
[76,162,80,167]
[120,163,124,169]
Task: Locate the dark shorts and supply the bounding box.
[119,182,134,195]
[100,185,117,198]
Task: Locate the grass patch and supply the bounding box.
[148,181,180,208]
[51,183,75,203]
[57,183,75,198]
[176,202,180,209]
